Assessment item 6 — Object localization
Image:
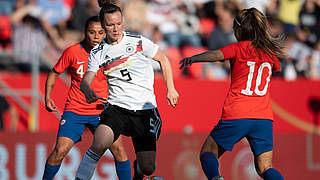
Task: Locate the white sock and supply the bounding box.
[75,149,101,180]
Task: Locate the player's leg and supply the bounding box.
[75,124,114,180]
[200,135,225,180]
[134,151,156,179]
[109,135,131,180]
[200,119,249,180]
[75,105,123,179]
[43,111,90,180]
[43,111,87,180]
[43,137,74,180]
[247,119,284,180]
[254,150,284,180]
[132,108,162,180]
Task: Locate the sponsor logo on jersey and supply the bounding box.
[60,119,66,125]
[92,43,104,54]
[77,61,85,64]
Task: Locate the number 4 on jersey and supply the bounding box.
[77,64,84,78]
[241,61,272,96]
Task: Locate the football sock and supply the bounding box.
[200,152,220,180]
[75,148,101,179]
[263,168,284,180]
[42,162,61,180]
[115,159,132,180]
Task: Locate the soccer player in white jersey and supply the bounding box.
[74,3,179,180]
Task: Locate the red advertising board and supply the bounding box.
[1,72,320,179]
[0,131,319,180]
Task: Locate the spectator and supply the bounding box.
[309,39,320,79]
[123,0,150,35]
[0,15,12,51]
[237,0,273,14]
[0,0,16,15]
[10,4,51,72]
[150,26,167,74]
[145,0,180,47]
[204,6,237,80]
[174,1,202,47]
[277,0,302,34]
[283,33,313,80]
[0,95,18,132]
[298,0,320,47]
[10,4,67,72]
[268,16,285,38]
[70,0,100,33]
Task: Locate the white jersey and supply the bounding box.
[88,31,159,110]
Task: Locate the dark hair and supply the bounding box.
[84,16,101,33]
[99,3,122,26]
[98,0,120,7]
[233,8,286,60]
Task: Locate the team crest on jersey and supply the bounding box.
[60,119,66,125]
[126,45,135,53]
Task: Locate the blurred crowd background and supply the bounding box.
[0,0,320,81]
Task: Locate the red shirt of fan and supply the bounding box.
[54,43,107,115]
[219,41,280,120]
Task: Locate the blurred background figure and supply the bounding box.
[145,0,180,47]
[203,4,237,80]
[174,1,202,48]
[70,0,100,34]
[277,0,302,34]
[298,0,320,48]
[0,95,18,132]
[123,0,150,35]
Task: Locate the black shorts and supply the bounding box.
[99,103,162,152]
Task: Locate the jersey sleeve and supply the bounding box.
[141,36,159,58]
[53,48,72,73]
[87,47,100,73]
[219,42,238,60]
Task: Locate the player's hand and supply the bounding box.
[84,89,100,104]
[167,88,179,108]
[179,57,194,69]
[98,97,107,104]
[45,98,57,112]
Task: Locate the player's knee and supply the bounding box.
[91,143,109,155]
[141,166,155,176]
[256,164,272,177]
[53,146,69,161]
[140,162,156,176]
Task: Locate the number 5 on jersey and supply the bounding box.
[120,69,132,81]
[241,61,272,96]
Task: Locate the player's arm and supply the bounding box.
[153,49,179,107]
[80,71,100,104]
[45,70,60,112]
[8,105,18,132]
[179,50,225,69]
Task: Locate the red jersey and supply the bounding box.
[54,43,108,115]
[220,41,280,120]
